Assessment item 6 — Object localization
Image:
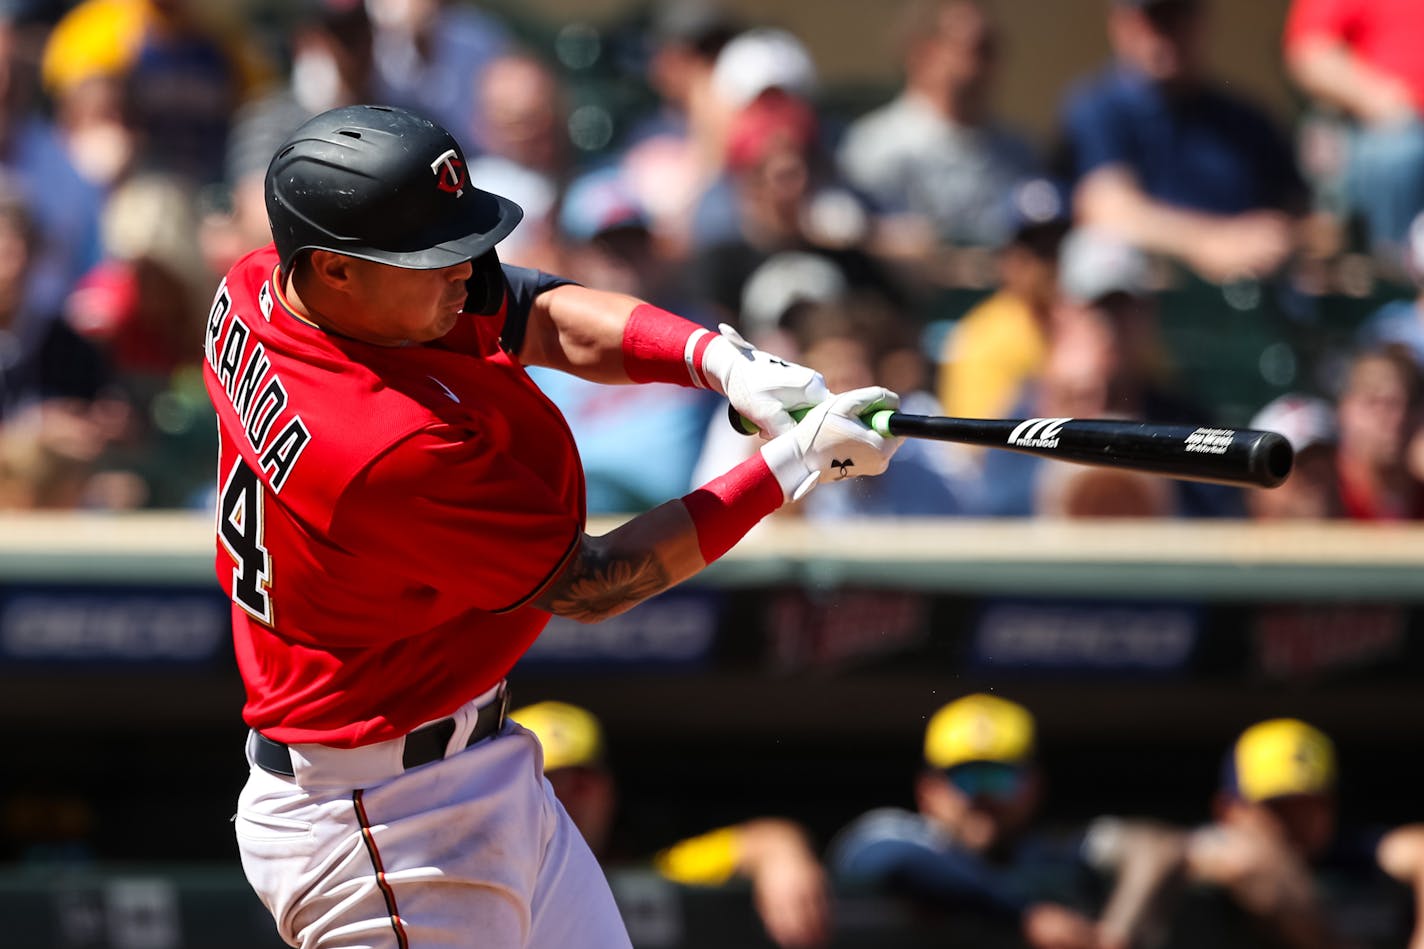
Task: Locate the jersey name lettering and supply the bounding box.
[206,280,312,492]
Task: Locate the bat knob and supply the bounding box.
[1252,432,1294,488]
[728,404,759,436]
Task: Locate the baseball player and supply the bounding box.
[204,103,901,949]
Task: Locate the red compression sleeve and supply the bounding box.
[682,453,785,563]
[621,303,716,388]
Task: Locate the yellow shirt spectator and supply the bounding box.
[937,289,1048,421]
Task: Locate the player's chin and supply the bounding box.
[418,309,462,341]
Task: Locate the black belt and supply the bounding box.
[252,684,510,778]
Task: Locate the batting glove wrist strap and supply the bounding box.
[760,386,904,502]
[621,304,719,387]
[701,324,829,437]
[760,434,821,503]
[682,453,785,562]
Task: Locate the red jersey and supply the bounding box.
[203,244,585,747]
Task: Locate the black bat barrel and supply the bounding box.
[883,415,1294,489]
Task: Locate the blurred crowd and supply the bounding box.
[506,694,1424,949]
[4,0,1424,518]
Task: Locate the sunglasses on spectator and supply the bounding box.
[945,762,1028,800]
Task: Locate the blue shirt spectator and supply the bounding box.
[1054,0,1303,284]
[1060,65,1303,217]
[827,694,1101,949]
[0,116,104,315]
[831,807,1036,918]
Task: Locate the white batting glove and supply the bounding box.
[759,387,903,502]
[701,324,829,437]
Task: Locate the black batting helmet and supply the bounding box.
[265,104,522,277]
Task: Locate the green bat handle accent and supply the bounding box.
[727,404,896,436]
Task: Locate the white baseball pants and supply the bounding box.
[233,693,632,949]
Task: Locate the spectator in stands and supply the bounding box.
[40,0,269,186]
[1245,393,1341,520]
[688,26,826,251]
[828,693,1100,949]
[556,166,687,307]
[976,227,1241,518]
[684,88,889,327]
[1284,0,1424,260]
[205,0,376,277]
[618,0,741,255]
[49,69,138,190]
[0,179,109,422]
[68,173,211,380]
[1333,344,1424,520]
[531,168,719,513]
[935,176,1071,423]
[1087,718,1419,949]
[465,51,570,270]
[738,251,848,356]
[1358,210,1424,367]
[365,0,508,155]
[65,171,214,508]
[837,0,1039,253]
[1057,0,1305,283]
[0,179,116,508]
[510,700,831,949]
[1,11,105,315]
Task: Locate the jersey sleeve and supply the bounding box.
[827,810,1027,918]
[329,423,581,614]
[498,265,577,356]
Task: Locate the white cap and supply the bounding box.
[739,251,848,337]
[1058,228,1150,304]
[711,27,818,109]
[1249,394,1336,453]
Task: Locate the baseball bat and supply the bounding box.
[729,407,1294,489]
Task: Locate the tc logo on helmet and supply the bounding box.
[430,148,466,197]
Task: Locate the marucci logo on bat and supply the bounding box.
[1007,417,1072,449]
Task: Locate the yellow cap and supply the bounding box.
[41,0,151,95]
[509,701,605,773]
[1232,718,1336,802]
[923,694,1035,770]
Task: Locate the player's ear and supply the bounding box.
[307,249,354,289]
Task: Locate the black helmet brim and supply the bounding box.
[302,189,525,271]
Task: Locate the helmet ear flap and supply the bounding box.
[465,249,504,315]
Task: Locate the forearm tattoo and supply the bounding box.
[538,543,671,622]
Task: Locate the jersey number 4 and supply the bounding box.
[219,457,274,624]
